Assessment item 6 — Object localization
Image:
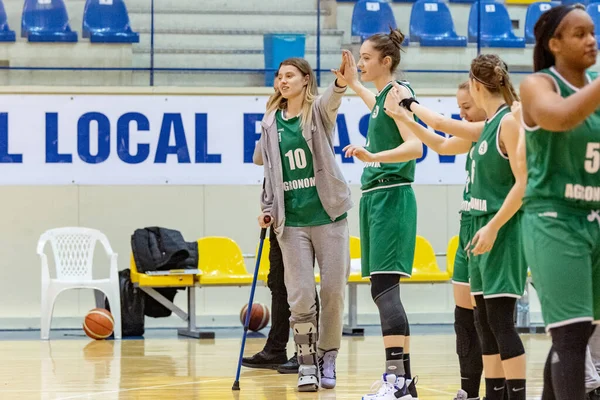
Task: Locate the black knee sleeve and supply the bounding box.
[455,306,484,375]
[371,274,406,337]
[371,274,400,299]
[485,297,525,360]
[474,295,499,356]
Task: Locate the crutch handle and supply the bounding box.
[260,215,271,240]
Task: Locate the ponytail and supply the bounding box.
[470,54,518,106]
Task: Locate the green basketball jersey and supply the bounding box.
[523,67,600,213]
[469,105,514,216]
[276,110,344,227]
[461,143,477,214]
[360,81,417,191]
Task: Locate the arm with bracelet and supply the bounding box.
[386,96,472,156]
[388,82,485,143]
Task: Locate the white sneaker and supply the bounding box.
[362,373,413,400]
[318,350,337,389]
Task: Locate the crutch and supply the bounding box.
[232,215,271,391]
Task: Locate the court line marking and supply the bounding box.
[52,376,253,400]
[39,373,458,399]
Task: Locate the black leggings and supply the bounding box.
[542,322,594,400]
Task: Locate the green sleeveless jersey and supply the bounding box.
[523,67,600,214]
[469,106,514,216]
[461,143,477,215]
[360,81,417,191]
[276,110,345,227]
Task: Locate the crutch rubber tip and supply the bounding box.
[232,381,241,391]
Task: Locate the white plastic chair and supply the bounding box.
[37,227,122,340]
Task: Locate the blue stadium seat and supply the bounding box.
[525,2,558,44]
[468,1,525,48]
[563,0,588,4]
[410,0,467,47]
[351,0,409,45]
[0,0,15,42]
[82,0,139,43]
[21,0,78,42]
[587,3,600,44]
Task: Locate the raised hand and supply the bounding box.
[331,51,348,87]
[386,86,412,121]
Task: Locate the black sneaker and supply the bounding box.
[277,353,299,374]
[588,388,600,400]
[241,350,288,370]
[406,376,419,399]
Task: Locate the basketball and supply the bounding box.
[239,303,270,332]
[83,308,114,340]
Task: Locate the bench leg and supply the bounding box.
[343,283,364,336]
[177,286,215,339]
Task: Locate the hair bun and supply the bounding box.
[388,28,405,49]
[493,65,507,86]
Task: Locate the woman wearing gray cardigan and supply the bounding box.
[256,55,354,392]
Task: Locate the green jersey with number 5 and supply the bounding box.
[276,110,346,227]
[523,67,600,212]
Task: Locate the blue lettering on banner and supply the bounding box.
[117,112,150,164]
[243,113,263,163]
[195,113,221,163]
[32,108,464,169]
[46,113,72,163]
[155,113,190,163]
[334,114,353,163]
[0,112,22,163]
[78,112,110,164]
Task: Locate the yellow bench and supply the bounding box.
[256,235,450,336]
[343,235,450,335]
[131,236,260,339]
[446,235,459,280]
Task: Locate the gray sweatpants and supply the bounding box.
[586,327,600,391]
[278,218,350,353]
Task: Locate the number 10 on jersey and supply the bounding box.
[285,149,307,170]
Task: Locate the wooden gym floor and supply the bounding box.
[0,330,550,400]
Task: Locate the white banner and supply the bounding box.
[0,94,467,185]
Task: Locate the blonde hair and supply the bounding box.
[266,58,318,128]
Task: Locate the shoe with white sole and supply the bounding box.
[362,373,414,400]
[318,350,337,389]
